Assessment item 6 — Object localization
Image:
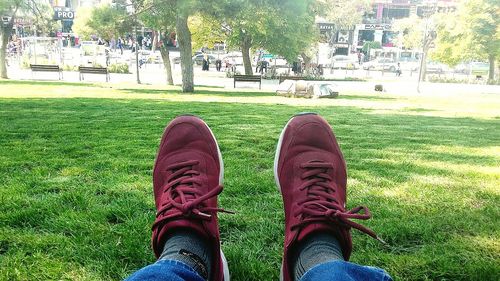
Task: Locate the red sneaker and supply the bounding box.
[151,115,230,281]
[274,113,380,281]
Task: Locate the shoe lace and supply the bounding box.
[152,160,232,229]
[291,161,385,243]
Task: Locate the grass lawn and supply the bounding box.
[0,80,498,280]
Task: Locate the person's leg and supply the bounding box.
[275,113,391,281]
[126,260,205,281]
[299,260,392,281]
[125,115,230,281]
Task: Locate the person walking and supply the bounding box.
[118,37,123,55]
[125,114,392,281]
[202,53,210,71]
[396,63,402,77]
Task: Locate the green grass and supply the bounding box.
[0,80,499,280]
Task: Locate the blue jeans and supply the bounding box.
[126,259,392,281]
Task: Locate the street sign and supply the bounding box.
[53,7,75,20]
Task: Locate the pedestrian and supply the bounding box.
[215,58,222,72]
[125,114,392,281]
[202,53,210,71]
[105,49,110,66]
[260,59,268,74]
[396,62,402,77]
[118,37,123,55]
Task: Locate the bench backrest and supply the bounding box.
[234,75,261,81]
[79,66,108,74]
[30,64,60,71]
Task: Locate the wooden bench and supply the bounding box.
[79,66,110,82]
[278,76,304,84]
[234,74,262,89]
[30,64,62,80]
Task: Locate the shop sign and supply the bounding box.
[53,7,75,20]
[318,23,335,31]
[359,24,392,31]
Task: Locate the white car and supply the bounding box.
[330,55,359,69]
[363,58,398,72]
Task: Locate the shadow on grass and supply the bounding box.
[0,79,99,87]
[336,94,397,101]
[120,88,275,97]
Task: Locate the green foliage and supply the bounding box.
[72,7,94,41]
[108,63,130,74]
[427,75,500,85]
[320,0,371,30]
[190,14,226,51]
[73,4,132,41]
[432,0,500,68]
[0,80,499,280]
[213,0,318,62]
[393,15,425,50]
[362,41,381,52]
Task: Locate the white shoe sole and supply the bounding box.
[199,117,230,281]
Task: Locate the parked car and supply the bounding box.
[331,55,359,69]
[172,54,217,65]
[426,62,449,74]
[192,54,216,65]
[363,58,398,72]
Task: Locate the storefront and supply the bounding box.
[354,23,396,50]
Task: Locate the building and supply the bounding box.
[319,0,458,59]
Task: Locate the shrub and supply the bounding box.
[108,63,129,74]
[427,75,499,85]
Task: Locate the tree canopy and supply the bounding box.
[432,0,499,82]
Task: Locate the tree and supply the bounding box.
[139,2,177,85]
[394,13,437,81]
[211,0,318,75]
[73,4,132,42]
[72,7,96,41]
[432,0,499,82]
[189,14,226,52]
[0,0,50,78]
[302,0,371,73]
[150,0,209,92]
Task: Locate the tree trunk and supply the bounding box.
[301,52,312,75]
[421,48,428,82]
[176,14,194,92]
[488,54,495,84]
[241,35,252,75]
[160,44,174,85]
[0,23,13,79]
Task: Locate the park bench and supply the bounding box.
[30,64,62,80]
[234,75,262,89]
[278,76,304,84]
[79,66,110,82]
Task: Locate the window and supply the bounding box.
[382,7,410,19]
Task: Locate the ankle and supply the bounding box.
[293,232,344,281]
[160,229,213,280]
